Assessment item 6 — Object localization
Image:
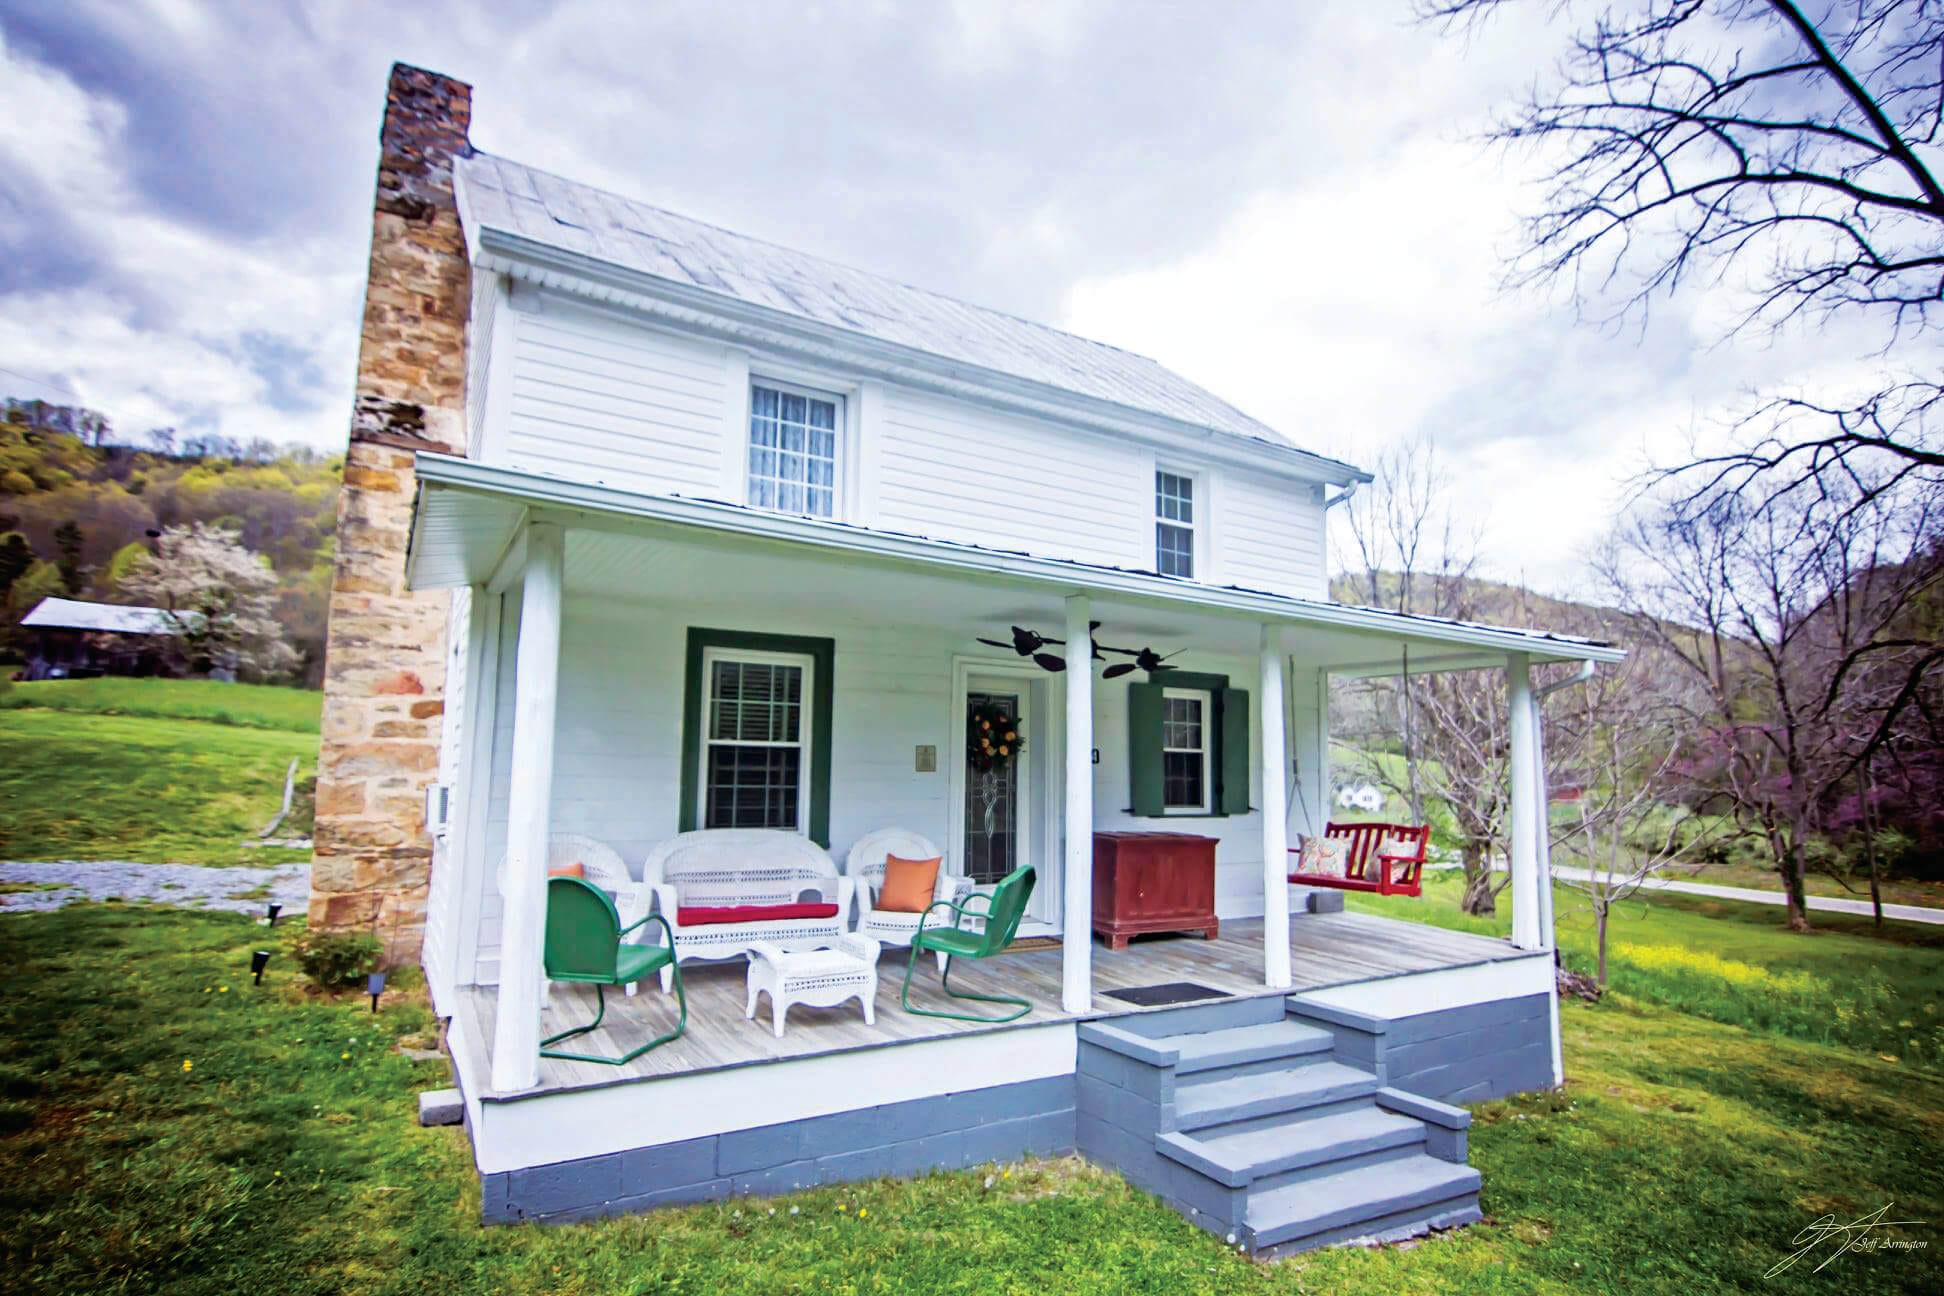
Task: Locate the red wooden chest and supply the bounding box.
[1091,831,1219,950]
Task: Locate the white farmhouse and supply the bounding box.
[314,66,1619,1251]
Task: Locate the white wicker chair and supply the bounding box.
[642,829,855,992]
[842,829,968,972]
[500,834,663,1004]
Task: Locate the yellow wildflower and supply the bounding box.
[341,1052,351,1060]
[181,1059,193,1072]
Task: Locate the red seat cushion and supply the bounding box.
[1287,873,1383,893]
[676,902,840,926]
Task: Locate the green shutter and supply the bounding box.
[1218,687,1252,816]
[1128,681,1166,817]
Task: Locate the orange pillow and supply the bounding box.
[877,855,941,913]
[548,861,586,879]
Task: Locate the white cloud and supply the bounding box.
[0,28,362,447]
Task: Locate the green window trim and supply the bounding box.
[1128,670,1252,818]
[679,627,835,846]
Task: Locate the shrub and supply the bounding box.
[293,930,381,990]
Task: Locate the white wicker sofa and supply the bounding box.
[843,829,970,970]
[642,829,855,991]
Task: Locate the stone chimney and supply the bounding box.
[310,64,474,951]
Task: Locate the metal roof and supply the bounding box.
[454,151,1358,471]
[19,597,175,636]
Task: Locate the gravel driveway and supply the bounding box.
[0,860,310,916]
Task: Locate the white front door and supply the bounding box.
[953,666,1059,930]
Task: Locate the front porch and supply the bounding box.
[448,912,1534,1093]
[446,912,1556,1242]
[404,454,1614,1241]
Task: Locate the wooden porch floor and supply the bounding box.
[451,912,1526,1099]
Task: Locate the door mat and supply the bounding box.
[1003,937,1063,953]
[1102,981,1227,1007]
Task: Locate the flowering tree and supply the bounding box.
[1597,471,1942,930]
[117,522,297,681]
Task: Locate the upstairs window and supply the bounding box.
[749,382,840,517]
[1156,470,1195,578]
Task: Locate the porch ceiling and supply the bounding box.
[408,454,1623,672]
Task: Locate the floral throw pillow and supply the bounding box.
[1298,835,1349,878]
[1376,833,1422,860]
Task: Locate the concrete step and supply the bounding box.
[1172,1060,1379,1132]
[1163,1020,1336,1076]
[1246,1152,1482,1252]
[1157,1105,1426,1187]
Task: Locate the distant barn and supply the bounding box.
[16,597,176,680]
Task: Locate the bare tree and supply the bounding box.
[117,522,298,681]
[1333,436,1522,913]
[1546,626,1719,982]
[1425,1,1944,494]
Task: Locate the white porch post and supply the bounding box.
[1258,626,1292,989]
[490,521,564,1093]
[1061,593,1094,1014]
[1506,652,1543,951]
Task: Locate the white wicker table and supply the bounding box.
[744,936,880,1038]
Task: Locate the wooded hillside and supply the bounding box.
[0,414,342,686]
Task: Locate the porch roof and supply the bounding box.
[406,453,1623,671]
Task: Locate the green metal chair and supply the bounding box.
[899,865,1038,1022]
[541,876,686,1065]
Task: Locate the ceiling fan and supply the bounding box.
[978,622,1181,678]
[975,624,1069,673]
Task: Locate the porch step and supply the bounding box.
[1078,998,1484,1257]
[1245,1152,1481,1252]
[1164,1020,1335,1075]
[1157,1105,1426,1187]
[1172,1059,1379,1131]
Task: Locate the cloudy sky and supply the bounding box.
[0,0,1882,594]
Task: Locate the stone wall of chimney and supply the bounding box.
[310,64,474,953]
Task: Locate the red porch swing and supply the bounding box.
[1284,647,1431,899]
[1287,821,1430,897]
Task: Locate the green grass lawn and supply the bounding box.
[0,678,322,732]
[1349,871,1944,1068]
[1,904,1937,1294]
[0,708,316,865]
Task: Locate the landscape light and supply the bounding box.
[367,970,388,1013]
[251,950,272,984]
[264,902,282,926]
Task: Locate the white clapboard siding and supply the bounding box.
[470,598,957,985]
[462,599,1281,985]
[873,388,1148,568]
[421,586,472,1009]
[496,301,732,497]
[465,270,501,455]
[1214,469,1328,599]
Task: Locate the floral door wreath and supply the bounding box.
[967,702,1024,772]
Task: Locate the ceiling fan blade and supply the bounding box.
[1101,662,1135,679]
[1149,662,1178,672]
[1033,653,1067,673]
[1096,643,1141,656]
[976,638,1014,649]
